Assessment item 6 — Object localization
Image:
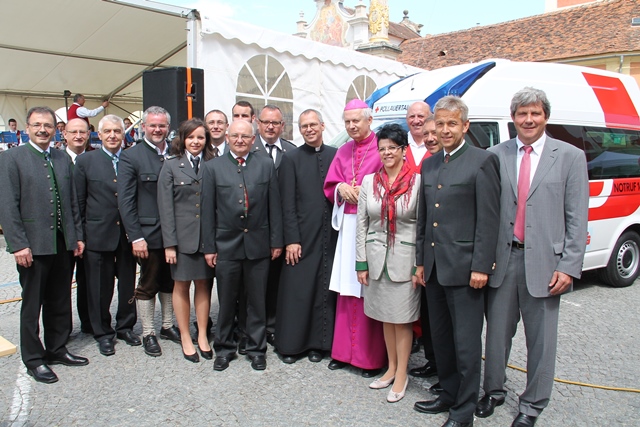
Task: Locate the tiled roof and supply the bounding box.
[398,0,640,70]
[389,22,421,40]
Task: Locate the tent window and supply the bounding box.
[346,75,377,104]
[236,55,293,140]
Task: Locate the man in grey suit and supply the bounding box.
[0,106,88,384]
[203,119,283,371]
[413,96,500,427]
[118,106,180,357]
[252,104,296,345]
[476,88,589,427]
[75,115,138,357]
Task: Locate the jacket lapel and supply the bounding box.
[528,137,558,199]
[504,139,518,198]
[178,157,198,181]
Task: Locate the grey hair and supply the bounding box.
[73,93,84,102]
[342,107,373,121]
[299,109,324,124]
[142,106,171,125]
[99,114,125,132]
[425,113,435,123]
[510,87,551,119]
[433,96,469,122]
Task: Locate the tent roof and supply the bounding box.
[0,0,190,105]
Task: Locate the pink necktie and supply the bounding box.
[514,145,533,242]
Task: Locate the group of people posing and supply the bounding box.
[0,86,588,427]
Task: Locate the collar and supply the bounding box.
[230,151,249,163]
[444,141,468,163]
[29,141,49,155]
[144,138,168,156]
[516,133,546,155]
[408,132,425,148]
[188,152,203,162]
[101,146,120,158]
[260,136,282,151]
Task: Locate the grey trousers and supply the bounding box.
[483,246,561,417]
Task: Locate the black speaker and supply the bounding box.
[142,67,204,131]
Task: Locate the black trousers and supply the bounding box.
[134,248,173,300]
[84,231,137,342]
[18,232,73,369]
[419,285,437,367]
[72,255,90,330]
[426,268,485,424]
[215,257,269,358]
[265,254,283,335]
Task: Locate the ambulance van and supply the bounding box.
[337,59,640,287]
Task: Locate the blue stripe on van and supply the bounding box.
[424,61,497,110]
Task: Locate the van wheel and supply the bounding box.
[599,231,640,288]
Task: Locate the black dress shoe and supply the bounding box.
[250,355,267,370]
[214,356,231,371]
[441,419,473,427]
[328,359,347,370]
[143,335,162,357]
[362,368,381,378]
[98,339,116,356]
[159,326,181,343]
[47,352,89,366]
[266,332,275,346]
[511,413,537,427]
[183,350,200,363]
[409,362,438,378]
[475,395,505,418]
[429,382,443,394]
[281,355,297,364]
[27,364,58,384]
[198,346,213,360]
[308,351,323,363]
[117,331,141,346]
[238,335,248,355]
[414,398,452,414]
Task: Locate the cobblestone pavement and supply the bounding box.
[0,236,638,427]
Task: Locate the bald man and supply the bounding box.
[405,102,433,174]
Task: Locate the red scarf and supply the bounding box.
[373,161,415,247]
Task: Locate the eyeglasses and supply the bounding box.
[300,122,321,131]
[258,119,282,127]
[378,146,402,154]
[228,133,253,142]
[66,130,89,135]
[28,123,55,130]
[145,124,168,130]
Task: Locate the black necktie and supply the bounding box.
[192,157,200,175]
[267,144,277,163]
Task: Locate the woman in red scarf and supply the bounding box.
[355,123,422,403]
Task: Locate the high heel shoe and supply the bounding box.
[369,375,395,389]
[387,377,409,403]
[198,345,213,360]
[183,350,200,363]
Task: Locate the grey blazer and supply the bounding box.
[157,155,206,254]
[0,144,82,255]
[416,143,501,286]
[118,141,166,249]
[251,137,296,170]
[74,149,122,252]
[356,173,420,282]
[488,137,589,297]
[201,152,283,260]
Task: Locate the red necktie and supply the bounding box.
[514,145,533,242]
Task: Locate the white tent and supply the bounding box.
[0,0,191,128]
[1,0,422,141]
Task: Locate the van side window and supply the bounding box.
[546,124,640,179]
[465,122,500,149]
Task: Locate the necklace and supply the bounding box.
[351,136,374,186]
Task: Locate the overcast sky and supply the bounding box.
[171,0,545,36]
